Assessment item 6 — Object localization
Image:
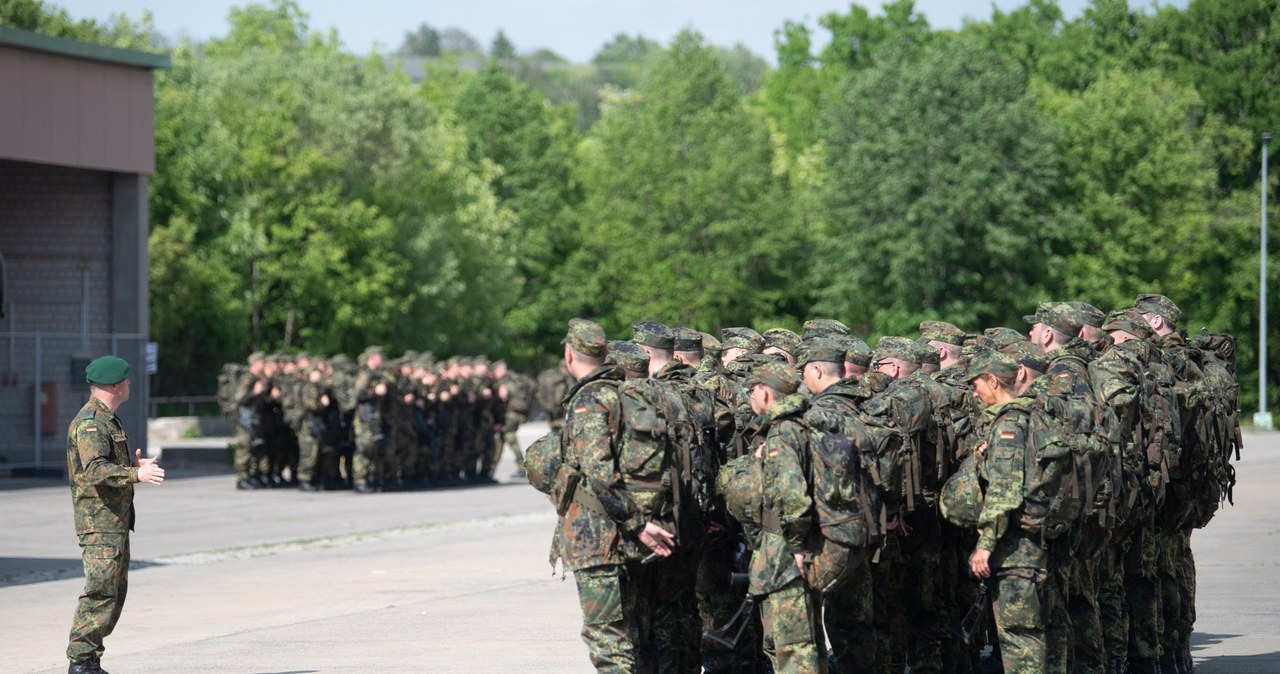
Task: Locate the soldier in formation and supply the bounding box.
[525,294,1240,674]
[216,348,542,493]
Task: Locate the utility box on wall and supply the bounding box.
[36,380,56,436]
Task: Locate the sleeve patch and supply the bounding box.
[84,425,97,433]
[999,430,1017,440]
[573,406,588,414]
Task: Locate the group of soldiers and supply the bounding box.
[528,293,1241,674]
[217,347,565,493]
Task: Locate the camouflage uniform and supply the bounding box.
[556,321,651,674]
[353,353,394,492]
[976,397,1048,674]
[749,363,827,674]
[65,396,139,667]
[537,365,574,432]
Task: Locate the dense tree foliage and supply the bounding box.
[8,0,1277,413]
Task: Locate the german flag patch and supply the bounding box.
[999,431,1016,440]
[573,406,588,414]
[84,425,97,433]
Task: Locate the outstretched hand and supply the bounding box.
[134,448,165,485]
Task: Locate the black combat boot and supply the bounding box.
[1159,651,1178,674]
[68,661,95,674]
[1179,642,1194,674]
[1127,657,1159,674]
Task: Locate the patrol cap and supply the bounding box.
[762,328,802,357]
[722,327,765,353]
[965,349,1019,381]
[981,327,1028,349]
[672,327,704,353]
[85,356,130,385]
[563,318,607,358]
[1000,340,1048,372]
[701,331,722,360]
[1065,302,1105,329]
[1022,302,1083,337]
[248,351,266,363]
[801,318,850,339]
[632,321,674,350]
[1133,294,1181,325]
[1103,309,1154,340]
[797,338,847,367]
[746,360,800,395]
[840,335,872,366]
[873,336,926,365]
[608,340,650,373]
[916,338,941,366]
[919,320,967,346]
[358,345,386,367]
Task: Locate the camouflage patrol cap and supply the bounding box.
[248,351,266,363]
[762,328,802,357]
[330,353,352,366]
[746,360,800,395]
[919,320,967,346]
[672,327,704,354]
[563,318,607,357]
[916,338,941,366]
[801,318,851,339]
[1065,302,1106,329]
[1103,309,1154,340]
[1133,294,1181,325]
[608,340,650,373]
[839,335,872,366]
[1000,340,1048,372]
[982,327,1027,349]
[872,336,926,365]
[1022,301,1083,337]
[722,327,765,352]
[798,338,848,367]
[632,321,674,350]
[701,331,722,360]
[85,356,130,385]
[965,349,1019,381]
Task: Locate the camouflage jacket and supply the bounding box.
[749,393,814,595]
[1031,340,1096,399]
[693,357,751,458]
[558,364,645,571]
[536,367,574,430]
[934,364,983,462]
[66,398,137,534]
[976,399,1045,570]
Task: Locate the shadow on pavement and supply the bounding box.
[1195,651,1280,673]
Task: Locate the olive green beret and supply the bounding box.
[563,318,607,358]
[1133,294,1181,325]
[672,327,704,353]
[1065,301,1105,329]
[798,338,847,367]
[762,328,802,357]
[965,349,1019,381]
[632,321,674,350]
[86,356,130,385]
[722,327,765,353]
[919,320,967,346]
[746,360,800,395]
[1023,301,1083,337]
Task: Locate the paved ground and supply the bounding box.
[2,424,1279,673]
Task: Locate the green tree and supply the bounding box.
[490,29,516,60]
[398,21,440,56]
[1,0,159,50]
[816,41,1070,336]
[592,32,660,89]
[817,0,933,72]
[576,30,809,333]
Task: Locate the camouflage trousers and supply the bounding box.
[1097,541,1129,661]
[503,430,525,467]
[232,426,252,480]
[992,566,1047,674]
[575,564,639,674]
[1068,552,1106,673]
[898,518,944,674]
[759,576,827,674]
[1157,528,1195,657]
[1125,525,1162,660]
[872,534,905,674]
[823,551,875,674]
[1044,562,1070,674]
[67,532,129,664]
[352,416,386,488]
[296,430,320,483]
[640,553,702,674]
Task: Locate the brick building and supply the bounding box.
[0,27,168,475]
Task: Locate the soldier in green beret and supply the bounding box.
[65,357,165,674]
